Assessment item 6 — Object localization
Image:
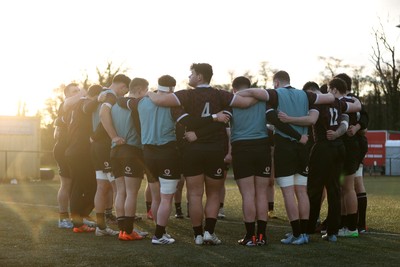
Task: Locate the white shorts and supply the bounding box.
[355,164,363,177]
[96,171,115,182]
[159,177,179,194]
[276,174,307,188]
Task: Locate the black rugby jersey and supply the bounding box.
[311,98,348,142]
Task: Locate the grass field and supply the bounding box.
[0,176,399,267]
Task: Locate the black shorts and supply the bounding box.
[273,134,309,178]
[343,137,360,175]
[143,142,181,183]
[91,141,112,173]
[53,141,70,178]
[111,145,144,178]
[232,138,272,180]
[308,140,346,181]
[181,144,225,179]
[357,135,368,164]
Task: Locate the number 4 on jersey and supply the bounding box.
[201,102,210,117]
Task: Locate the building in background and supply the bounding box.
[0,116,41,181]
[364,130,400,175]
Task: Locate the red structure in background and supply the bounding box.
[364,130,400,172]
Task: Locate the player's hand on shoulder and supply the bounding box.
[299,134,308,144]
[224,153,232,164]
[278,111,290,123]
[112,136,126,146]
[346,125,357,137]
[326,130,337,140]
[98,93,107,102]
[215,111,230,123]
[184,131,197,142]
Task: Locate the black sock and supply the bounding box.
[256,220,267,237]
[59,212,69,220]
[290,220,301,237]
[340,215,347,228]
[96,213,106,229]
[220,203,224,208]
[155,224,166,239]
[204,218,217,234]
[300,219,308,234]
[244,222,255,238]
[357,192,367,228]
[117,216,126,232]
[347,213,358,231]
[193,225,203,237]
[146,202,152,212]
[175,203,182,213]
[125,216,134,234]
[268,202,274,211]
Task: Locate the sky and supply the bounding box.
[0,0,399,116]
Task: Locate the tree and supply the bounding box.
[95,61,129,88]
[318,56,350,85]
[258,61,277,88]
[17,100,27,116]
[39,61,128,160]
[363,75,387,129]
[371,26,400,130]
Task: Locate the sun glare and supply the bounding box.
[0,0,398,118]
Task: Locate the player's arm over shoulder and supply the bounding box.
[309,92,334,105]
[147,91,180,107]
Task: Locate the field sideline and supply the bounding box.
[0,176,399,266]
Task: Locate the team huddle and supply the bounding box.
[53,63,369,246]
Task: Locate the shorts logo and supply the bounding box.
[104,161,111,171]
[304,166,309,175]
[125,166,132,175]
[263,167,271,175]
[164,169,171,177]
[215,168,223,176]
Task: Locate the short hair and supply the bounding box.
[273,70,290,84]
[158,75,176,87]
[302,81,320,92]
[320,84,328,94]
[129,77,149,93]
[190,63,213,83]
[328,78,348,94]
[334,73,352,92]
[87,84,103,97]
[112,74,131,88]
[232,76,251,90]
[64,83,78,96]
